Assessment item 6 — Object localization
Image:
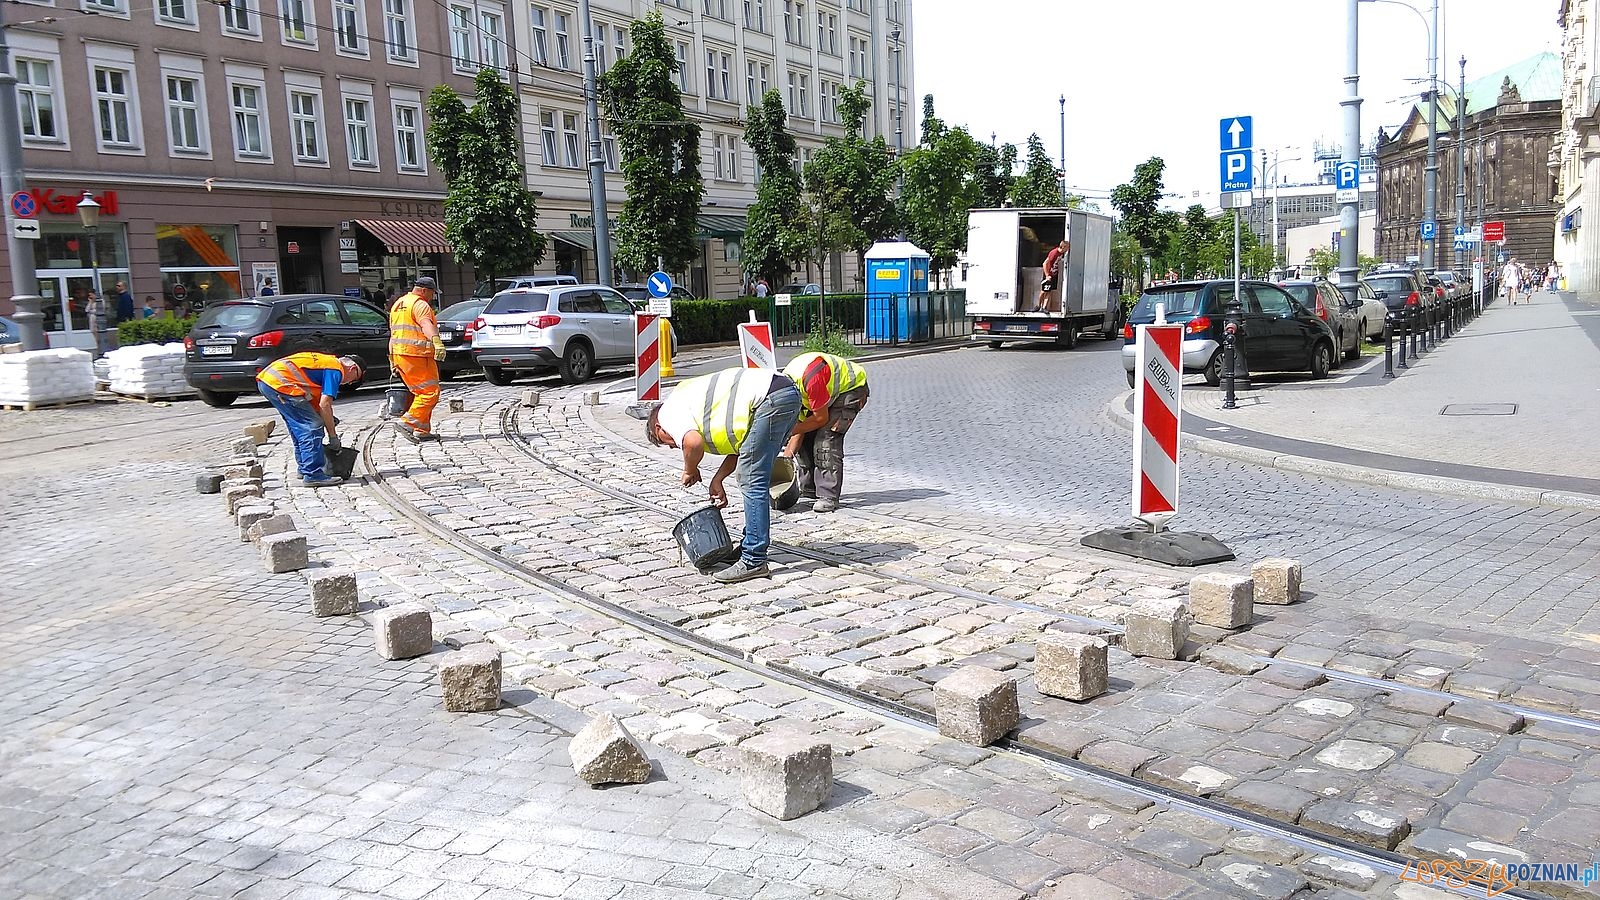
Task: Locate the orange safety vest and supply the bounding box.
[257,351,342,402]
[388,291,435,358]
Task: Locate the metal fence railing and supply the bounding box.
[768,290,969,347]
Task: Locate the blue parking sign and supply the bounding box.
[1420,220,1437,240]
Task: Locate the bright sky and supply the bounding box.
[912,0,1560,210]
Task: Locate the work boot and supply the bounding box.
[394,422,422,444]
[812,498,839,513]
[303,475,345,488]
[712,559,771,583]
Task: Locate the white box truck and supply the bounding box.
[965,207,1118,348]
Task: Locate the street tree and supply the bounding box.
[803,80,897,274]
[899,95,983,281]
[600,11,704,274]
[426,69,546,280]
[972,140,1017,209]
[742,89,807,287]
[1008,134,1061,208]
[1111,157,1179,288]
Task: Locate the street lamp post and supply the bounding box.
[1361,0,1437,271]
[1058,94,1067,206]
[576,0,612,286]
[1258,148,1301,274]
[1338,0,1365,311]
[77,191,104,357]
[1456,56,1467,272]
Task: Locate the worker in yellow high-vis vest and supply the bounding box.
[782,352,869,513]
[388,275,444,443]
[646,366,801,583]
[256,352,364,487]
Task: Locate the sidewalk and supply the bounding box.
[1149,290,1600,506]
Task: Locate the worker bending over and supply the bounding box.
[647,367,801,583]
[782,352,869,513]
[255,352,364,487]
[388,275,445,443]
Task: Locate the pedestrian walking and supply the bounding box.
[1547,262,1560,293]
[755,278,770,299]
[1501,259,1521,304]
[646,367,802,583]
[387,276,444,443]
[255,352,364,487]
[781,351,869,514]
[112,280,135,324]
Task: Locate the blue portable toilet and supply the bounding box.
[864,241,931,342]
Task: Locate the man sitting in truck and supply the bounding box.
[1036,239,1068,312]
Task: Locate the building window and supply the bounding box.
[334,0,365,54]
[817,12,837,55]
[157,0,195,25]
[603,132,618,172]
[16,59,59,143]
[280,0,313,43]
[555,13,571,69]
[612,21,625,65]
[221,0,256,34]
[788,72,808,117]
[230,82,267,158]
[288,89,324,163]
[675,41,691,93]
[449,5,475,70]
[784,1,806,45]
[540,110,558,166]
[706,50,733,102]
[714,133,739,181]
[384,0,414,62]
[93,67,138,149]
[594,23,609,72]
[481,9,506,70]
[393,101,423,171]
[820,79,838,123]
[344,97,374,168]
[744,0,765,31]
[848,36,867,78]
[703,0,727,18]
[530,8,550,65]
[562,112,581,168]
[164,75,205,153]
[887,0,900,21]
[159,225,242,308]
[84,0,129,12]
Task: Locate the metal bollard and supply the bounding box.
[1443,296,1453,339]
[1410,306,1421,357]
[1397,313,1408,369]
[1383,318,1396,378]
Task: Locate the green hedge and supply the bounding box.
[116,316,197,346]
[668,298,771,346]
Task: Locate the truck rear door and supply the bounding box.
[964,210,1021,316]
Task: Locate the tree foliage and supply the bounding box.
[741,90,807,286]
[1008,134,1061,208]
[803,80,897,264]
[971,140,1017,209]
[425,70,546,280]
[1111,157,1179,287]
[600,11,704,273]
[898,96,983,277]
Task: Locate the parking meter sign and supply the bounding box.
[1132,324,1183,530]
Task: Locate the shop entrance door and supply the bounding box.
[278,228,326,294]
[38,271,121,350]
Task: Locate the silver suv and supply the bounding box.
[470,284,638,385]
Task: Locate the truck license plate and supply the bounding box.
[200,345,231,356]
[1006,324,1030,333]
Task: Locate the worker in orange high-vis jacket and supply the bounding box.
[256,352,364,487]
[388,275,445,443]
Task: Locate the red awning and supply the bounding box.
[355,219,450,255]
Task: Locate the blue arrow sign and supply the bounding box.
[1420,220,1437,240]
[647,271,673,298]
[1220,116,1253,152]
[1335,162,1359,192]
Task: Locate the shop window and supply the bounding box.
[158,223,241,307]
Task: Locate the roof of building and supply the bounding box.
[1390,51,1561,142]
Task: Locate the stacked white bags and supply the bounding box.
[0,349,96,407]
[107,342,194,399]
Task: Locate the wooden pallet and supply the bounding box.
[111,391,197,404]
[0,397,97,412]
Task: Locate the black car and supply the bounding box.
[1120,280,1340,387]
[183,294,390,408]
[1363,270,1425,316]
[1279,279,1361,362]
[436,299,486,379]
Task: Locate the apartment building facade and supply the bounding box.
[510,0,914,297]
[1557,0,1599,294]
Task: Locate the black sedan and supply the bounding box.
[183,294,390,408]
[436,299,486,379]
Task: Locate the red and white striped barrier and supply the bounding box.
[738,312,775,369]
[634,313,660,401]
[1132,323,1183,530]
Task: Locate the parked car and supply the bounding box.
[1120,280,1340,388]
[183,294,390,408]
[0,315,20,347]
[1363,269,1426,321]
[470,274,578,301]
[1280,279,1361,362]
[436,299,486,379]
[1349,281,1389,341]
[617,283,694,303]
[1435,270,1467,300]
[471,284,640,385]
[779,283,822,296]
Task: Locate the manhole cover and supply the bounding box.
[1440,403,1517,416]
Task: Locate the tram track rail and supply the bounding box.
[358,416,1549,899]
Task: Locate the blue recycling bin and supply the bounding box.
[865,241,931,342]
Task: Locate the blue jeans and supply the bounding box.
[259,384,328,480]
[733,380,802,566]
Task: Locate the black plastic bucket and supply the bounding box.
[673,505,737,571]
[383,387,412,418]
[324,444,359,479]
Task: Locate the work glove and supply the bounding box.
[326,433,341,452]
[432,336,447,361]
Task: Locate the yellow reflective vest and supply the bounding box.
[783,352,868,418]
[388,292,434,358]
[664,368,773,455]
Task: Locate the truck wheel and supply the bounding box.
[986,341,1004,350]
[1059,325,1078,349]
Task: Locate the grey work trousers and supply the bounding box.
[794,385,869,502]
